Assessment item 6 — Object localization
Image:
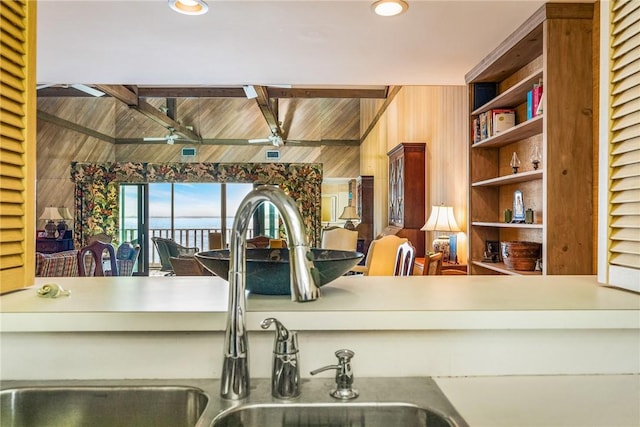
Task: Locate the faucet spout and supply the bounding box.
[221,185,320,400]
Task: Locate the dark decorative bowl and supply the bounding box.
[195,248,363,295]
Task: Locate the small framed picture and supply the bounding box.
[483,240,500,262]
[513,190,525,223]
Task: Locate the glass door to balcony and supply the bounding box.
[122,182,256,273]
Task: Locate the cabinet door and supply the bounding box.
[389,154,404,227]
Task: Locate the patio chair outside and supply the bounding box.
[151,237,199,275]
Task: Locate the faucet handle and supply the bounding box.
[261,317,298,355]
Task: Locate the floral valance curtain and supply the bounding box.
[70,162,323,247]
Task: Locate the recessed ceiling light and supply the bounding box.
[371,0,408,17]
[168,0,208,16]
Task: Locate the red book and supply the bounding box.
[532,85,543,117]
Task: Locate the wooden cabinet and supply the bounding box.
[466,3,594,276]
[354,175,374,254]
[36,238,74,254]
[387,143,426,257]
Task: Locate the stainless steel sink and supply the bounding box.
[211,377,468,427]
[0,378,467,427]
[0,385,208,427]
[213,402,454,427]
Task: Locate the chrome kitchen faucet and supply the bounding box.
[220,185,320,400]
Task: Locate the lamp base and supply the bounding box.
[432,235,450,262]
[44,220,58,239]
[56,221,68,239]
[343,220,356,231]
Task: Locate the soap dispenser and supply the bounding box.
[261,317,300,399]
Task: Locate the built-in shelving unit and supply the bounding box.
[466,3,595,276]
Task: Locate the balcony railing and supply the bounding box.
[122,227,262,267]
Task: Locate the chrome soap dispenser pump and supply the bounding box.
[261,317,301,399]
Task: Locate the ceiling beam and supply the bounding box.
[132,86,388,99]
[252,85,283,136]
[265,87,388,99]
[359,85,402,144]
[37,110,116,144]
[94,85,201,142]
[115,138,360,147]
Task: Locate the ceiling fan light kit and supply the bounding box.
[371,0,408,17]
[168,0,208,16]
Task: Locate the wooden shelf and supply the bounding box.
[472,222,543,229]
[472,170,543,187]
[466,3,594,276]
[471,260,542,276]
[471,69,543,116]
[472,115,543,149]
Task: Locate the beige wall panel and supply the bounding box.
[359,98,385,135]
[361,86,468,263]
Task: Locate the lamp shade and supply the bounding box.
[39,207,63,221]
[339,205,360,221]
[421,206,460,232]
[58,207,73,220]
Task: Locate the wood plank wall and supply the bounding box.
[35,97,361,227]
[360,86,469,263]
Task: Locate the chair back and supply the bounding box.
[394,241,416,276]
[77,240,117,277]
[152,237,199,274]
[208,232,223,250]
[169,256,213,276]
[116,242,140,276]
[246,235,271,248]
[424,252,444,276]
[321,227,358,251]
[442,268,466,275]
[365,235,408,276]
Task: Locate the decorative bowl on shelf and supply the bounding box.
[195,248,363,295]
[500,241,542,271]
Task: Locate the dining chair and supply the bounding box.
[441,269,467,275]
[351,235,408,276]
[115,242,140,276]
[423,252,443,276]
[321,227,358,252]
[394,241,416,276]
[208,232,223,250]
[77,240,118,277]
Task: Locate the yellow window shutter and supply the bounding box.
[0,0,36,292]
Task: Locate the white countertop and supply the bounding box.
[435,374,640,427]
[1,275,639,332]
[2,275,639,426]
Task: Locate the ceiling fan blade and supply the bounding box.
[70,84,105,97]
[248,138,270,144]
[143,137,168,142]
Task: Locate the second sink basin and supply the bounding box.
[0,385,207,427]
[213,402,454,427]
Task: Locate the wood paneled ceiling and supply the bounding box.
[37,85,393,146]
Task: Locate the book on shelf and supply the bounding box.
[492,109,516,135]
[532,84,543,117]
[535,92,544,116]
[472,117,481,143]
[527,82,543,119]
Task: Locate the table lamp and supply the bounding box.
[339,205,360,230]
[57,207,73,237]
[421,205,461,263]
[40,207,63,239]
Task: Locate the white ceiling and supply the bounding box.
[37,0,553,87]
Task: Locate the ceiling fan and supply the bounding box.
[143,128,197,145]
[248,131,299,147]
